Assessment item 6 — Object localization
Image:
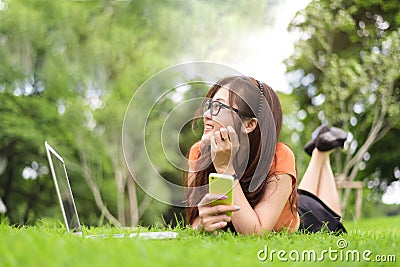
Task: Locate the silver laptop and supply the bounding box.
[45,141,178,239]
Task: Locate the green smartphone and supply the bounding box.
[208,173,234,216]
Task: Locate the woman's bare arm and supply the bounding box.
[231,174,293,235]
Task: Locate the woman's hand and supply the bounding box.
[195,193,240,233]
[210,126,239,174]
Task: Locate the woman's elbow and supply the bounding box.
[235,223,274,236]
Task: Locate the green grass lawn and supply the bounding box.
[1,216,399,267]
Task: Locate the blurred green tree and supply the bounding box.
[0,0,280,226]
[285,0,400,215]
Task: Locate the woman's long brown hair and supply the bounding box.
[184,76,298,225]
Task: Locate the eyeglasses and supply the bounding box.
[203,99,254,117]
[203,99,239,116]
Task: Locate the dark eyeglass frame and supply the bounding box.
[203,99,254,117]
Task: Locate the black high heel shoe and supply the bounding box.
[316,127,348,152]
[304,125,330,156]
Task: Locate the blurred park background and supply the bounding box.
[0,0,399,227]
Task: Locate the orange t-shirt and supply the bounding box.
[269,142,299,232]
[188,141,299,232]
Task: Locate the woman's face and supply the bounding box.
[201,87,238,142]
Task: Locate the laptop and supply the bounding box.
[45,141,178,239]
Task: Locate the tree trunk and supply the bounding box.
[115,168,126,226]
[3,158,13,206]
[127,175,139,226]
[79,149,122,227]
[341,85,392,213]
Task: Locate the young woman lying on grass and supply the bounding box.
[184,76,347,235]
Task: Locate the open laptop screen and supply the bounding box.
[45,142,82,234]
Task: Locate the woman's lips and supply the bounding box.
[204,123,213,133]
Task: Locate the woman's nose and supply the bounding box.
[203,108,212,119]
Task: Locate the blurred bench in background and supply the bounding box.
[336,174,363,220]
